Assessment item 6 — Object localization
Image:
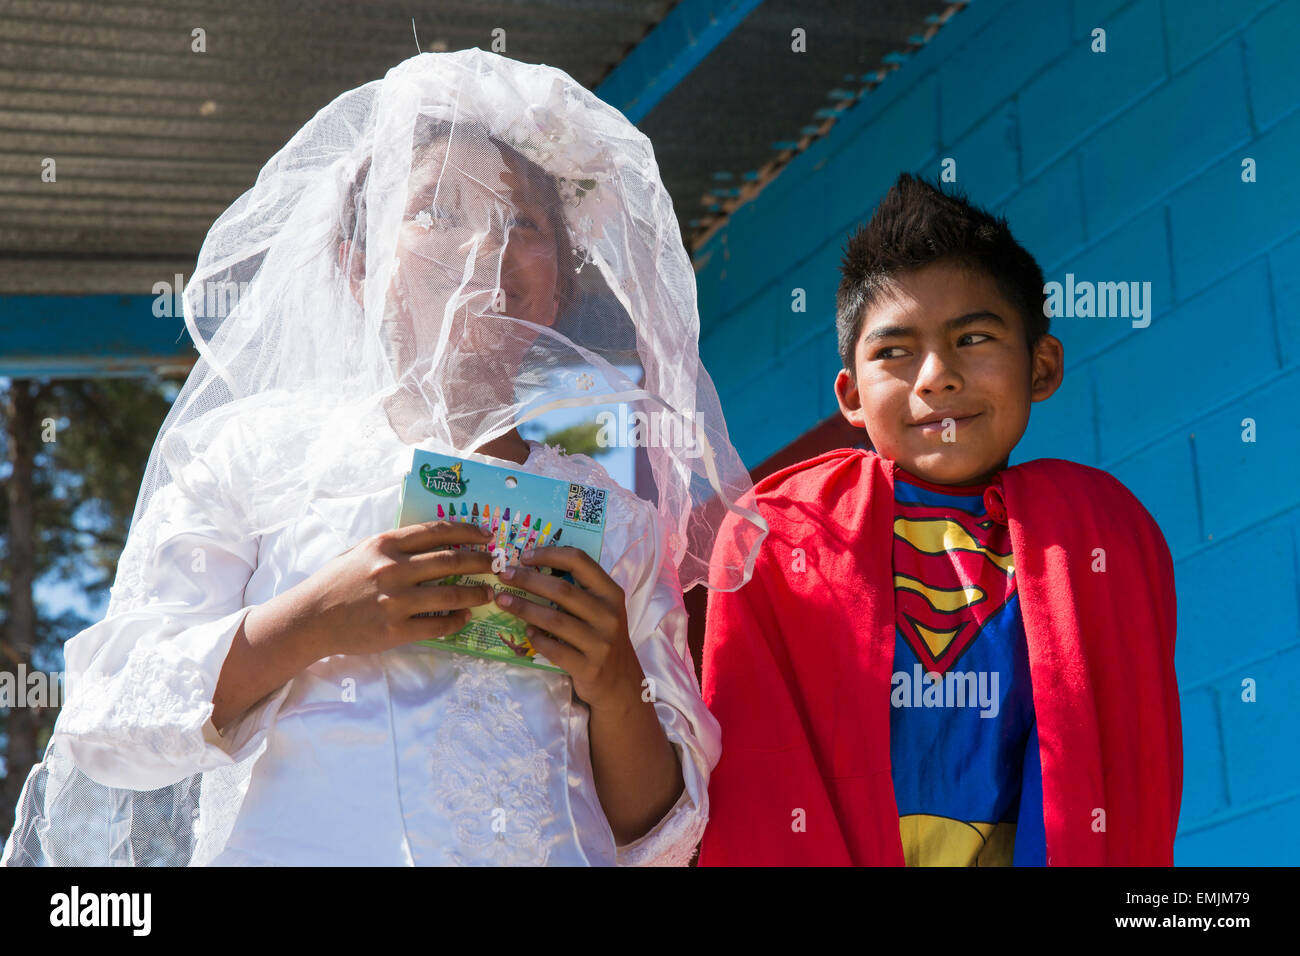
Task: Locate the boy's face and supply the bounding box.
[834,259,1064,485]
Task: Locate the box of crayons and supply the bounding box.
[395,447,608,671]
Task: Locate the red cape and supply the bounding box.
[699,449,1182,866]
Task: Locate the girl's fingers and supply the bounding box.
[389,520,494,554]
[519,546,623,606]
[522,627,585,677]
[407,582,494,615]
[404,608,474,641]
[492,589,599,656]
[402,547,494,583]
[495,564,605,623]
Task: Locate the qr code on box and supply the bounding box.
[566,483,606,526]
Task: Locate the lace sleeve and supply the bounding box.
[610,496,721,867]
[56,476,288,792]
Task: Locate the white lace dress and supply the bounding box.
[28,437,718,866]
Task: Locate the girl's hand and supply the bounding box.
[302,520,497,657]
[493,546,645,713]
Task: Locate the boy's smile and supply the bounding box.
[834,259,1064,486]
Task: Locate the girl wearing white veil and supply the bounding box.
[2,49,765,866]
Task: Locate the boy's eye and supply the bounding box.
[873,333,989,358]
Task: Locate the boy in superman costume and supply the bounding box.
[699,174,1181,866]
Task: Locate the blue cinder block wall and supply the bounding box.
[696,0,1300,864]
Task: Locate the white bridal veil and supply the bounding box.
[2,48,765,865]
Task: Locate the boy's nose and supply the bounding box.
[915,352,962,392]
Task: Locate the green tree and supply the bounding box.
[0,376,178,826]
[538,420,609,458]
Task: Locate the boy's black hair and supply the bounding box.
[836,172,1048,377]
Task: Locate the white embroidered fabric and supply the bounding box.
[428,659,561,867]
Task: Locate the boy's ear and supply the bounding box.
[834,367,869,430]
[1030,333,1065,402]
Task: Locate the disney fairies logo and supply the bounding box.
[419,462,468,497]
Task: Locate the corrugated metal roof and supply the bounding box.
[0,0,671,294]
[0,0,946,294]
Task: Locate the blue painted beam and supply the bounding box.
[0,295,195,378]
[595,0,765,124]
